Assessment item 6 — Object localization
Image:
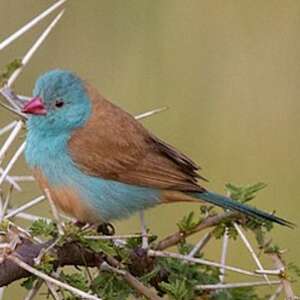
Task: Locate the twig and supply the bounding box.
[46,279,62,300]
[0,121,17,136]
[84,234,152,240]
[4,195,45,219]
[140,210,148,249]
[100,261,126,276]
[195,280,281,290]
[233,222,270,283]
[0,168,21,191]
[0,0,66,51]
[0,240,104,287]
[0,141,26,185]
[44,189,64,236]
[6,210,50,222]
[0,185,13,221]
[135,107,168,120]
[188,231,212,258]
[7,255,101,300]
[34,238,60,265]
[269,253,296,300]
[7,10,65,87]
[269,284,283,300]
[0,86,27,114]
[155,211,238,250]
[148,250,259,277]
[255,269,283,276]
[24,279,43,300]
[105,256,162,300]
[219,227,229,283]
[0,121,23,164]
[0,99,24,117]
[10,175,35,182]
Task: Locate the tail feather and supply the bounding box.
[193,191,294,228]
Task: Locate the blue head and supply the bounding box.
[24,69,91,136]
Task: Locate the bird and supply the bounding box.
[22,69,292,227]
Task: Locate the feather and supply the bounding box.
[68,83,207,192]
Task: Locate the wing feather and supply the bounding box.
[68,83,206,192]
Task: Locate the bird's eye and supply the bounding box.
[55,100,64,108]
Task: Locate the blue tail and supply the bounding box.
[193,191,294,227]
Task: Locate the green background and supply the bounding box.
[0,1,299,298]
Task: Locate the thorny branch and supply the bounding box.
[0,1,298,299]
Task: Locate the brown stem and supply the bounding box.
[0,239,103,287]
[155,211,238,250]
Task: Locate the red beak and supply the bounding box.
[22,96,47,115]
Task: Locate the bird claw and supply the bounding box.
[97,223,115,236]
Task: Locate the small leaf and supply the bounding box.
[30,219,58,238]
[21,276,37,290]
[60,271,89,292]
[0,59,22,87]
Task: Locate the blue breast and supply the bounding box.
[25,129,161,221]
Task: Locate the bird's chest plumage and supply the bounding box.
[25,131,160,222]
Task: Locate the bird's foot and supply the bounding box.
[97,222,115,236]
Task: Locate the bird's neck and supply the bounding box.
[25,130,72,178]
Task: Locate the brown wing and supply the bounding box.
[68,83,207,192]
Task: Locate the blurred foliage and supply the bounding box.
[0,58,22,87]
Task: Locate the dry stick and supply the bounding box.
[46,280,62,300]
[24,279,43,300]
[6,210,50,222]
[219,227,229,283]
[44,189,64,236]
[105,256,162,300]
[269,253,296,300]
[233,222,270,284]
[195,280,281,290]
[10,175,35,182]
[84,234,151,240]
[255,269,282,276]
[0,185,13,221]
[148,250,259,277]
[7,255,101,300]
[0,168,21,191]
[0,121,17,136]
[0,287,4,300]
[0,121,23,164]
[0,89,27,117]
[135,107,168,120]
[269,285,283,300]
[0,0,66,51]
[7,10,65,87]
[4,195,45,219]
[156,211,237,250]
[0,99,24,118]
[0,141,26,185]
[17,95,30,102]
[140,210,148,249]
[188,231,212,258]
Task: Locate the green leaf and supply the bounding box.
[91,272,132,300]
[0,59,22,87]
[159,279,194,300]
[225,182,267,203]
[82,238,117,256]
[60,271,89,292]
[177,211,202,232]
[20,276,37,290]
[30,219,58,238]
